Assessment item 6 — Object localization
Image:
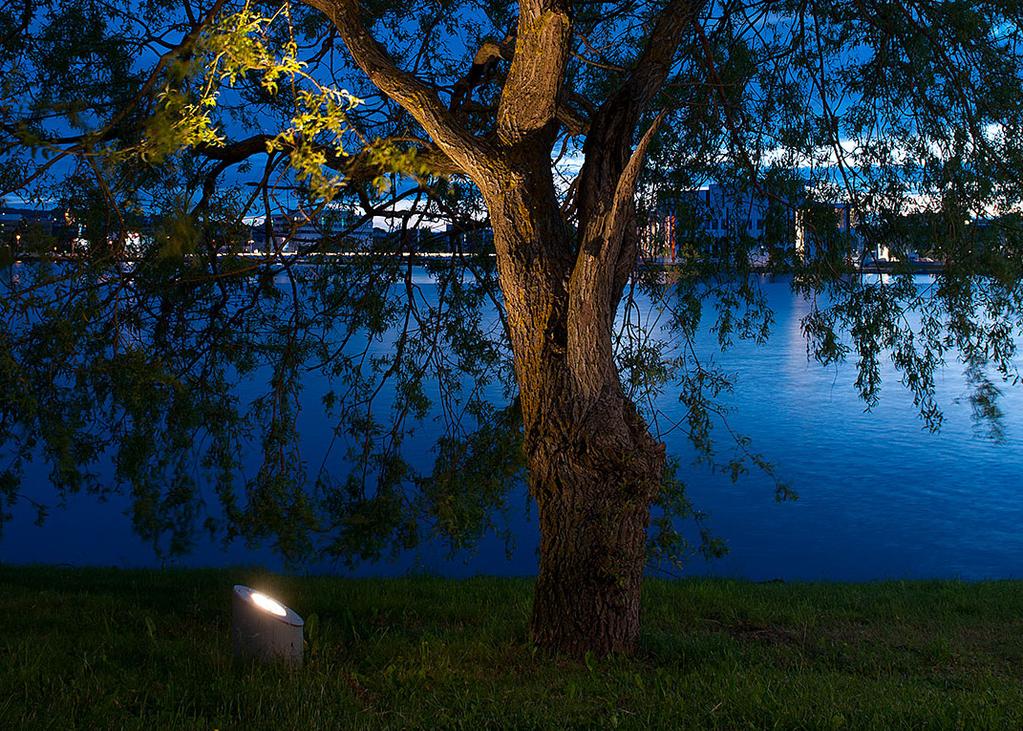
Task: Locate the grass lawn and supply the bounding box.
[2,565,1022,729]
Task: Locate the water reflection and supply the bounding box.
[3,272,1023,581]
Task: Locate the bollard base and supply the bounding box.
[231,585,304,666]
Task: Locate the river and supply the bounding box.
[3,269,1022,581]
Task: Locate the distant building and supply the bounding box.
[641,182,869,265]
[372,226,390,247]
[641,182,793,262]
[458,226,494,253]
[684,183,772,244]
[1,207,55,233]
[250,205,374,253]
[370,223,495,254]
[0,204,83,254]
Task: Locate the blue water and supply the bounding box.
[3,271,1023,581]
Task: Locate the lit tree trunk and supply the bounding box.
[483,164,666,655]
[527,386,665,655]
[317,0,700,657]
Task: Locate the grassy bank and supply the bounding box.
[2,565,1022,729]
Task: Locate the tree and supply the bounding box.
[2,0,1023,656]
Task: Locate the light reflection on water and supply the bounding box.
[3,271,1023,581]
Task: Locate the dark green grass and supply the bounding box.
[2,565,1023,729]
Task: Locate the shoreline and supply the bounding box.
[8,251,949,274]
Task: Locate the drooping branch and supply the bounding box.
[194,134,275,163]
[190,133,463,218]
[0,0,227,159]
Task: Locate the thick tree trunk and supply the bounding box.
[319,0,701,659]
[528,387,665,656]
[482,159,665,657]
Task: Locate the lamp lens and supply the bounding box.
[250,591,288,617]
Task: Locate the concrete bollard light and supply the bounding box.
[231,585,304,666]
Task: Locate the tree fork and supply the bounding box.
[318,0,690,658]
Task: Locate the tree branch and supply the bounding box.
[577,0,705,226]
[496,2,572,146]
[303,0,493,177]
[450,35,516,114]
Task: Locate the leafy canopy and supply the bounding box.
[1,0,1021,565]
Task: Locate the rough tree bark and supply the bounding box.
[483,154,667,656]
[310,0,703,655]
